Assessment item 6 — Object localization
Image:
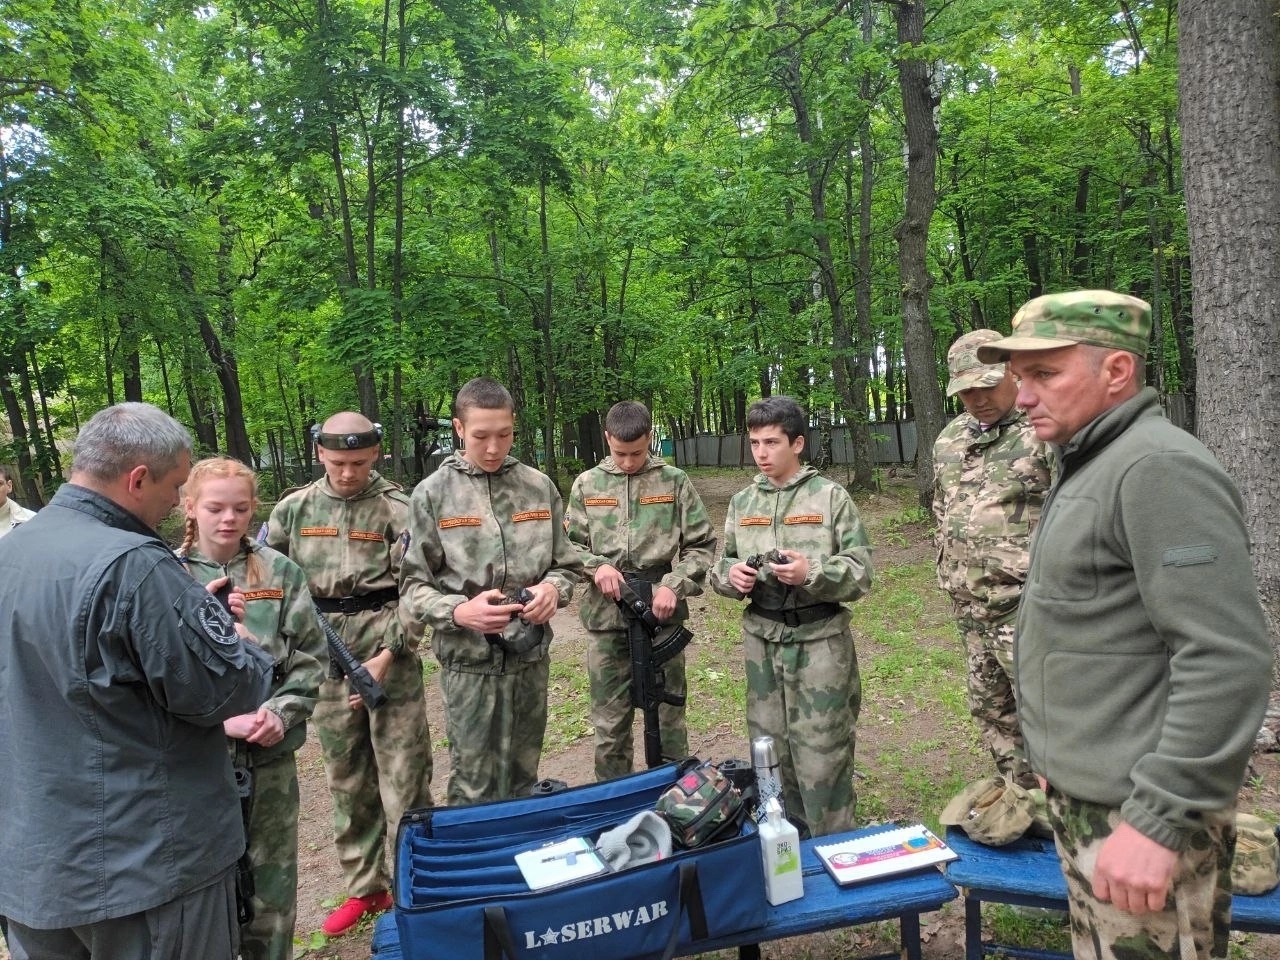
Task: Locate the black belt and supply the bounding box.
[314,587,399,615]
[747,602,842,627]
[624,565,672,583]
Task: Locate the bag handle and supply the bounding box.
[480,860,710,960]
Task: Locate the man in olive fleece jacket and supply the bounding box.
[979,290,1271,960]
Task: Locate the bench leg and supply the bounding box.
[736,944,761,960]
[965,894,983,960]
[899,912,922,960]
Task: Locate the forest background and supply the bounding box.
[1,1,1278,657]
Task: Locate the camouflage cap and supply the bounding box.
[939,774,1034,847]
[1232,813,1280,895]
[946,329,1008,396]
[975,290,1152,363]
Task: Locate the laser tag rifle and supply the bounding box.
[312,602,389,710]
[615,577,695,769]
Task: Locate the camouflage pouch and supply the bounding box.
[655,761,746,849]
[1231,813,1279,895]
[939,773,1034,846]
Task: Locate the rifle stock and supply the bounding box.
[312,602,390,709]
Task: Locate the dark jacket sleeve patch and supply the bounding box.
[1162,544,1218,567]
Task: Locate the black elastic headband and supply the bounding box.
[311,423,383,450]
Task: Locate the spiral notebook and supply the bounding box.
[813,824,957,885]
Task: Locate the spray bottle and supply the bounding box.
[758,797,803,905]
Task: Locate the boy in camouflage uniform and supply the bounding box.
[932,329,1051,783]
[265,412,434,937]
[400,378,582,805]
[710,396,873,837]
[178,456,327,960]
[565,401,716,780]
[979,291,1271,960]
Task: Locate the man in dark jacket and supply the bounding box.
[978,292,1271,960]
[0,402,275,960]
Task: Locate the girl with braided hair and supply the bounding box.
[178,456,327,960]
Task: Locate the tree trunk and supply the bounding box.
[892,0,945,508]
[1179,0,1280,671]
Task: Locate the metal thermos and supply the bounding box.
[751,735,784,821]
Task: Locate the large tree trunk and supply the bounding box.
[892,0,945,508]
[1179,0,1280,675]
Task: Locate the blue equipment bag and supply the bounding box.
[393,759,768,960]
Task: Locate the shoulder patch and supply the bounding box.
[349,530,386,542]
[784,514,824,525]
[1162,544,1218,567]
[584,497,619,507]
[243,588,286,601]
[301,526,339,537]
[196,595,239,646]
[513,509,552,523]
[439,516,482,529]
[639,494,676,505]
[739,516,772,526]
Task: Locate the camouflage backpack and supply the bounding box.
[1232,813,1280,895]
[655,762,746,849]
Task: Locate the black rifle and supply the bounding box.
[312,602,389,709]
[615,578,694,769]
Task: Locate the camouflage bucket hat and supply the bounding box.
[946,329,1008,396]
[976,290,1152,363]
[939,774,1034,847]
[1232,813,1280,895]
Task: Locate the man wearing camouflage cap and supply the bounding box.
[933,329,1050,785]
[977,290,1271,960]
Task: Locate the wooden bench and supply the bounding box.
[371,826,959,960]
[943,827,1280,960]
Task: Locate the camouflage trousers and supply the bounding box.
[438,655,549,805]
[314,650,433,898]
[743,624,861,837]
[1048,790,1236,960]
[955,613,1026,781]
[240,751,301,960]
[587,627,689,780]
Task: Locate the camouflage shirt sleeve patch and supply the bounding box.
[348,530,386,542]
[739,516,772,526]
[783,514,824,525]
[439,516,483,529]
[583,497,619,507]
[243,588,285,601]
[639,495,676,505]
[300,526,339,537]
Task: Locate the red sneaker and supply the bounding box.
[322,890,394,937]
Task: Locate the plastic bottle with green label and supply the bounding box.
[758,797,803,905]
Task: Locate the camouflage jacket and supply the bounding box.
[180,541,327,762]
[264,471,422,660]
[710,465,873,641]
[399,453,583,674]
[932,408,1052,622]
[566,455,716,631]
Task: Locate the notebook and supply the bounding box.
[813,823,957,885]
[515,836,611,890]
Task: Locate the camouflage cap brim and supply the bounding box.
[946,367,1007,396]
[975,335,1080,364]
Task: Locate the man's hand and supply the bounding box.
[651,584,678,621]
[244,706,286,746]
[1093,822,1179,914]
[519,581,559,625]
[223,712,260,739]
[348,648,393,711]
[770,550,810,586]
[727,561,759,594]
[453,589,522,633]
[593,564,624,601]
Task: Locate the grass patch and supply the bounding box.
[544,657,593,750]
